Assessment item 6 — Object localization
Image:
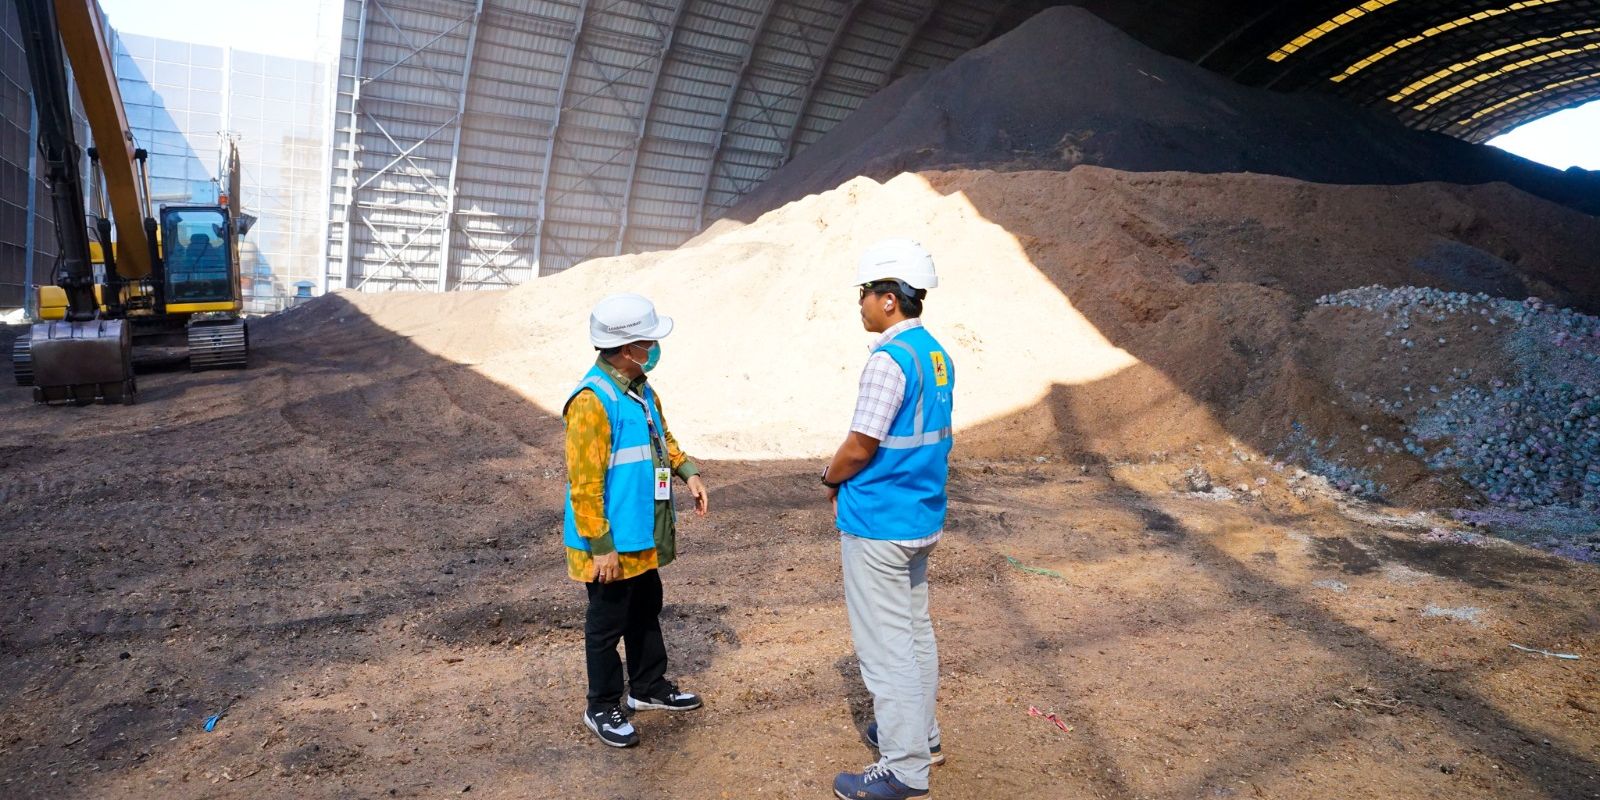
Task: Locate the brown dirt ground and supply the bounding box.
[1,296,1598,799]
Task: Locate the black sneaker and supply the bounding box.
[626,684,703,712]
[584,705,639,747]
[865,721,945,766]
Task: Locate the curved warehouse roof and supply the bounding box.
[327,0,1600,290]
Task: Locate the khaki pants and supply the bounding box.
[841,533,941,790]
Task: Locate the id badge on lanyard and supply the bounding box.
[629,388,673,502]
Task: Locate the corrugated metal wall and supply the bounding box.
[1,0,49,311]
[9,1,1596,302]
[324,0,1009,291]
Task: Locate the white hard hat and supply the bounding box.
[589,293,674,348]
[856,238,938,290]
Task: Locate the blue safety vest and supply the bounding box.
[562,366,663,553]
[837,325,955,540]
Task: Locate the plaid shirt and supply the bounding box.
[845,318,941,546]
[849,319,923,440]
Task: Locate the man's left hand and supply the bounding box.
[687,474,709,517]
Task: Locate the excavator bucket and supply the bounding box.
[21,319,136,404]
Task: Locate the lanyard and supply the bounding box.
[625,387,669,466]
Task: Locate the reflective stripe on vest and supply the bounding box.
[882,428,953,448]
[876,339,953,449]
[610,444,654,467]
[835,327,954,540]
[562,366,658,554]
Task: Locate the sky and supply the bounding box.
[97,0,1597,174]
[98,0,343,62]
[1488,99,1600,172]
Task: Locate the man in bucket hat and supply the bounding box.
[564,292,710,748]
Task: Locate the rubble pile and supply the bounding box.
[1318,287,1600,512]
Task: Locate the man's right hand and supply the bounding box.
[593,551,622,583]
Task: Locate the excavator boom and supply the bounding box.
[53,0,151,280]
[11,0,135,402]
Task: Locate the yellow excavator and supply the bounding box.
[12,0,251,405]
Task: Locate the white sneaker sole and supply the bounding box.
[627,695,702,712]
[583,713,638,748]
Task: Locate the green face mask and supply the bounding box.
[629,341,661,373]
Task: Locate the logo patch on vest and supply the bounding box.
[930,351,950,387]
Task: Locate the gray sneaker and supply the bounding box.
[584,705,639,747]
[627,684,702,712]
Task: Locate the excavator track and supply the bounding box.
[188,319,248,371]
[12,336,33,386]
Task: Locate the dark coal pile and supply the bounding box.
[728,6,1600,222]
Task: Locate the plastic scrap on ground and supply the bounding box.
[1509,643,1580,660]
[1027,705,1073,733]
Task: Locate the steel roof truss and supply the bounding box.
[356,114,458,194]
[780,0,866,163]
[365,0,473,94]
[438,0,484,291]
[534,0,593,276]
[355,208,446,290]
[696,0,778,228]
[618,0,688,255]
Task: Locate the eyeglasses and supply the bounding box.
[858,281,900,301]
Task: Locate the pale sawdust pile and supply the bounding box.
[274,165,1600,518]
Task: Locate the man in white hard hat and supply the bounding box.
[822,239,953,800]
[563,292,710,748]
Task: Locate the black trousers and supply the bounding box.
[585,568,669,712]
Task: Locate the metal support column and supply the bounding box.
[438,0,485,291]
[533,0,592,275]
[878,0,938,91]
[338,0,371,290]
[615,0,686,256]
[696,0,781,230]
[24,97,39,320]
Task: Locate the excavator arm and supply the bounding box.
[13,0,95,320]
[51,0,153,281]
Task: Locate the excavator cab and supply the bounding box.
[161,207,240,308]
[159,204,250,370]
